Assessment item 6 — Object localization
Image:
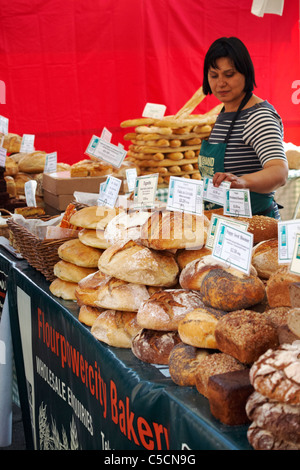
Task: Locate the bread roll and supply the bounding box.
[215,310,278,364]
[136,289,204,331]
[91,310,141,348]
[98,240,179,287]
[49,278,77,300]
[78,228,111,249]
[249,341,300,405]
[287,308,300,338]
[53,260,97,283]
[58,238,102,268]
[247,421,300,450]
[266,266,300,308]
[131,329,181,364]
[75,270,151,311]
[140,209,209,250]
[78,305,103,327]
[195,353,246,398]
[175,246,212,270]
[69,205,122,230]
[251,238,281,279]
[178,306,227,349]
[179,255,265,311]
[168,343,211,386]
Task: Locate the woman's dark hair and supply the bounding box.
[202,37,256,95]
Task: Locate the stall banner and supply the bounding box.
[0,253,10,318]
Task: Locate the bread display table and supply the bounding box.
[0,246,252,450]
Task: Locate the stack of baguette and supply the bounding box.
[120,87,222,186]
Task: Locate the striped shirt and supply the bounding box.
[208,101,287,180]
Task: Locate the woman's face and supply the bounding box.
[208,57,246,110]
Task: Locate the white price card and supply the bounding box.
[125,167,137,193]
[44,152,57,173]
[278,219,300,264]
[289,233,300,275]
[203,177,230,206]
[212,220,253,275]
[167,176,203,215]
[85,135,100,157]
[0,116,8,134]
[24,180,37,207]
[142,103,166,119]
[97,175,121,208]
[20,134,35,153]
[100,127,112,143]
[133,174,158,209]
[0,146,7,167]
[206,214,249,250]
[86,136,126,168]
[223,188,252,218]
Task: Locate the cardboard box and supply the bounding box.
[43,190,75,212]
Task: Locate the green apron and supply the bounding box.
[199,92,276,217]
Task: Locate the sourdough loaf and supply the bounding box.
[247,422,300,450]
[251,238,281,279]
[287,308,300,338]
[175,246,212,270]
[91,310,141,348]
[131,329,181,364]
[78,305,103,327]
[69,205,122,230]
[78,228,111,249]
[49,278,77,300]
[168,342,211,386]
[58,238,102,268]
[266,266,300,308]
[104,210,150,244]
[53,260,97,283]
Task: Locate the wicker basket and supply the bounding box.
[7,218,74,281]
[0,209,12,239]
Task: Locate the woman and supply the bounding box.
[200,36,288,219]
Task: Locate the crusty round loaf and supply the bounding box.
[215,310,278,364]
[131,329,181,364]
[49,278,77,300]
[140,209,210,250]
[69,205,122,230]
[262,306,291,329]
[91,310,141,348]
[104,210,150,244]
[75,270,151,311]
[180,255,266,311]
[287,308,300,338]
[168,342,212,386]
[251,238,281,279]
[175,246,212,270]
[246,391,300,444]
[236,215,278,244]
[53,260,97,283]
[249,341,300,405]
[78,228,111,249]
[136,289,204,331]
[78,305,103,327]
[266,266,300,308]
[195,352,246,398]
[178,306,227,349]
[58,238,102,267]
[247,421,300,450]
[98,239,179,287]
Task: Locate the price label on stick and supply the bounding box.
[289,233,300,275]
[206,214,249,250]
[20,134,35,153]
[278,219,300,264]
[125,168,137,193]
[0,116,8,135]
[97,175,121,208]
[203,177,230,206]
[0,146,7,167]
[224,188,252,218]
[85,136,126,168]
[133,174,158,209]
[44,152,57,173]
[142,103,166,119]
[24,180,37,207]
[167,176,203,215]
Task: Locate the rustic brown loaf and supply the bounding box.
[195,352,246,398]
[266,266,300,308]
[131,329,181,364]
[178,306,227,349]
[168,342,212,386]
[69,205,122,230]
[251,238,282,279]
[91,309,141,348]
[249,341,300,405]
[98,239,179,286]
[207,369,254,425]
[247,421,300,450]
[179,255,266,311]
[104,210,151,244]
[75,270,151,311]
[287,308,300,338]
[18,151,47,173]
[289,282,300,308]
[246,391,300,444]
[58,238,102,268]
[53,260,97,283]
[215,310,278,364]
[78,305,103,327]
[175,246,212,270]
[261,306,291,329]
[136,289,204,331]
[140,209,210,250]
[49,278,77,300]
[78,228,111,249]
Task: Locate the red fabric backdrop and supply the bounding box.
[0,0,299,164]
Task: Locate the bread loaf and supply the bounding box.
[175,246,212,270]
[131,329,181,364]
[58,238,102,268]
[266,266,300,308]
[207,369,254,425]
[18,151,47,173]
[195,352,246,398]
[215,310,278,364]
[75,270,151,311]
[178,306,227,349]
[49,278,77,300]
[168,342,211,386]
[136,289,204,331]
[247,422,300,450]
[53,260,97,283]
[251,238,281,279]
[287,308,300,338]
[98,240,179,287]
[91,310,141,348]
[140,209,209,250]
[289,282,300,308]
[78,305,103,327]
[69,205,121,230]
[249,342,300,405]
[179,255,266,311]
[78,228,111,249]
[262,306,291,329]
[104,210,150,244]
